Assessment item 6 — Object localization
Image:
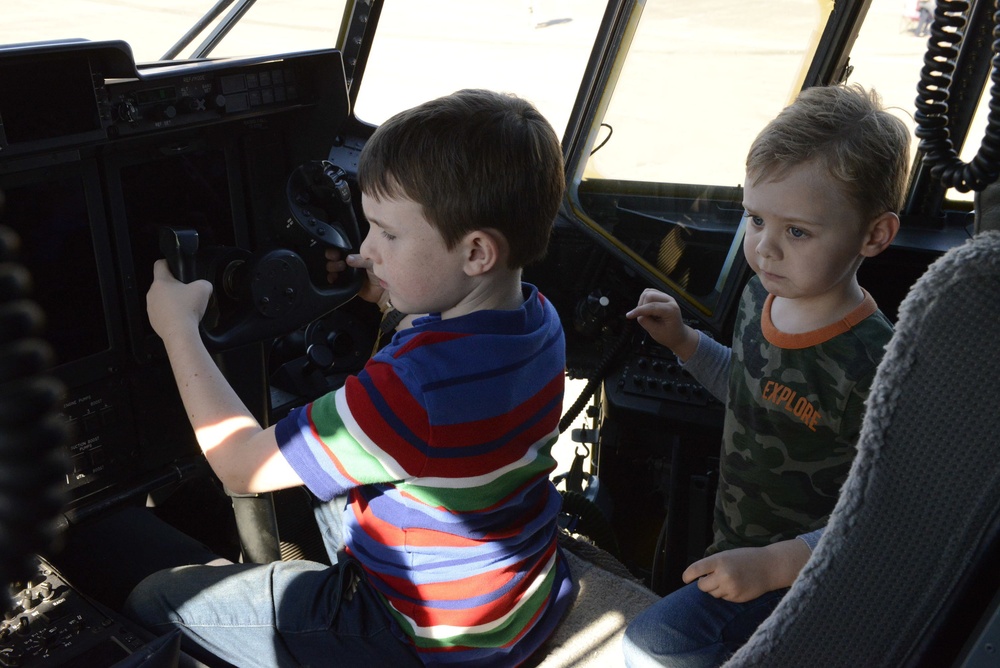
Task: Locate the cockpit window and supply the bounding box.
[3,0,348,63]
[582,2,827,189]
[352,1,608,136]
[569,0,833,318]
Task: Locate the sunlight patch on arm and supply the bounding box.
[196,415,259,452]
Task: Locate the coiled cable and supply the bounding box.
[915,0,1000,192]
[0,222,70,588]
[559,490,621,558]
[558,319,636,435]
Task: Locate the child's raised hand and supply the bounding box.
[147,259,214,341]
[626,289,699,360]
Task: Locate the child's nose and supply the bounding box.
[755,228,780,259]
[359,232,376,262]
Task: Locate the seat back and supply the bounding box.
[723,225,1000,667]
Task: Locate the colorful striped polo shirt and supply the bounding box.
[275,284,574,666]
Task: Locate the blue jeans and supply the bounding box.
[123,496,421,667]
[622,581,787,668]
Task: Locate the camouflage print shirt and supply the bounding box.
[685,276,894,555]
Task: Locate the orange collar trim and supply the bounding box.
[762,290,877,349]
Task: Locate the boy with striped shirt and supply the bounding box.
[132,88,573,667]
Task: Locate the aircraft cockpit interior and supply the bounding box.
[1,1,999,666]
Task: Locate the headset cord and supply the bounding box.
[558,319,636,435]
[915,0,1000,192]
[0,225,70,588]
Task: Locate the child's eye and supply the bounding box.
[788,227,808,239]
[744,213,764,227]
[381,230,396,241]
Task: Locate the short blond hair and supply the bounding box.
[746,84,910,222]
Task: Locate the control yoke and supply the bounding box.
[158,161,363,350]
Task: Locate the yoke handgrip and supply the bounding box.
[158,226,200,283]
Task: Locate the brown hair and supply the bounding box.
[358,89,565,268]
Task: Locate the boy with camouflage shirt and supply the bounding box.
[621,83,910,667]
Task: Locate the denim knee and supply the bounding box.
[621,582,786,668]
[623,614,665,668]
[123,569,175,629]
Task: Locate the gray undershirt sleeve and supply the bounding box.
[678,331,731,402]
[797,528,824,552]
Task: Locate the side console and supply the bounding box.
[0,40,352,515]
[0,558,147,667]
[605,335,724,430]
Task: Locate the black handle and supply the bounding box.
[158,226,200,283]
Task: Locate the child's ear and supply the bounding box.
[860,211,900,258]
[462,229,507,276]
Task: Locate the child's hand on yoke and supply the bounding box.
[324,247,386,306]
[147,258,214,342]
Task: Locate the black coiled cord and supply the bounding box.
[915,0,1000,192]
[559,490,621,558]
[0,224,70,588]
[558,319,637,435]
